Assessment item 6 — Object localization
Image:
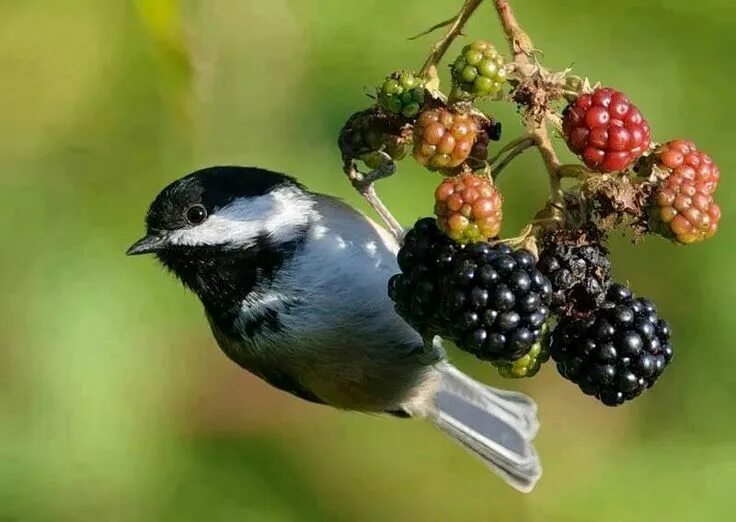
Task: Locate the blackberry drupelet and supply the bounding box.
[550,283,674,406]
[388,218,461,334]
[494,322,551,378]
[537,227,612,319]
[436,242,553,362]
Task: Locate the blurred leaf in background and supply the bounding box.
[2,0,735,520]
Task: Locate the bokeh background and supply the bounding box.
[3,0,735,520]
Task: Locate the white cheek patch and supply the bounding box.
[168,186,314,247]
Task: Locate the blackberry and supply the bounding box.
[562,87,651,172]
[537,227,612,319]
[377,71,426,119]
[388,220,553,363]
[388,218,461,334]
[647,139,721,244]
[413,107,478,170]
[550,283,674,406]
[434,173,503,244]
[438,243,553,362]
[451,40,507,97]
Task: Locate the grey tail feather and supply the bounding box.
[429,363,542,493]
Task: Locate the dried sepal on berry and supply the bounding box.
[434,173,503,244]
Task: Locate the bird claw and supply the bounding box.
[343,154,405,241]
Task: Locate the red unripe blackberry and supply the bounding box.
[550,283,674,406]
[537,227,612,319]
[650,140,721,244]
[563,87,651,172]
[434,173,503,244]
[413,108,478,170]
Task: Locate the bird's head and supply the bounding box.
[127,166,314,308]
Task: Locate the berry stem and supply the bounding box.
[558,164,595,180]
[418,0,485,78]
[490,0,563,207]
[491,0,535,62]
[489,135,536,178]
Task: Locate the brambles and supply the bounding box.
[413,108,479,170]
[378,71,426,118]
[434,173,503,244]
[550,284,673,406]
[562,87,651,172]
[451,40,507,97]
[338,0,715,407]
[646,140,721,244]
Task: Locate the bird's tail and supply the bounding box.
[428,362,542,493]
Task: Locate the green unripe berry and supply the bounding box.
[461,65,477,83]
[493,322,551,379]
[465,50,483,66]
[451,40,507,97]
[377,70,426,118]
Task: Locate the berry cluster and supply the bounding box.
[336,8,718,408]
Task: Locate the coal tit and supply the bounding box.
[127,166,541,492]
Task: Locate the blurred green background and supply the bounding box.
[3,0,735,520]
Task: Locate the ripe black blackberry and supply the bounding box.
[550,283,674,406]
[388,218,460,334]
[537,227,611,319]
[436,242,553,362]
[388,219,553,362]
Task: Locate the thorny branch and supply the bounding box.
[419,0,485,78]
[490,0,563,207]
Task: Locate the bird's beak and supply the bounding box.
[126,234,168,256]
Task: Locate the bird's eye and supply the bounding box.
[185,204,207,225]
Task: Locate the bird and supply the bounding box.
[127,165,541,492]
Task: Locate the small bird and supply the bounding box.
[127,166,541,491]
